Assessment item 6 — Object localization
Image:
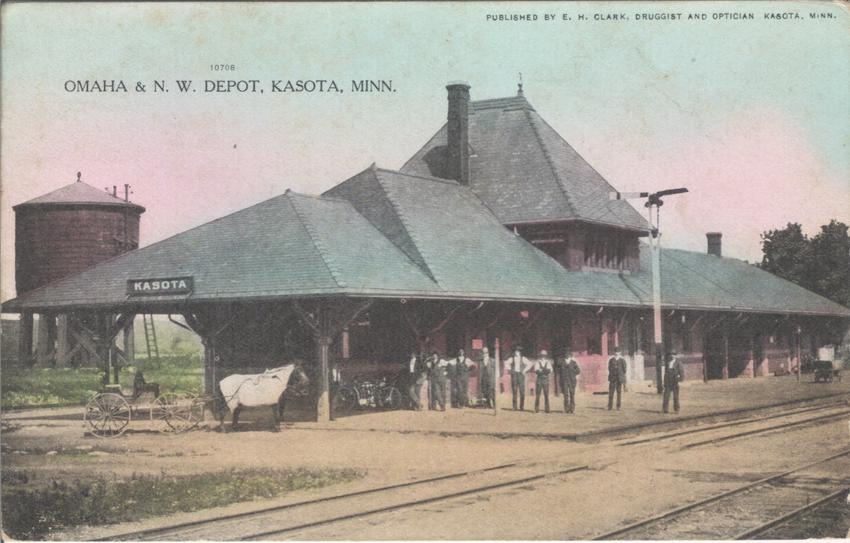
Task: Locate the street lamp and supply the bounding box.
[610,188,688,394]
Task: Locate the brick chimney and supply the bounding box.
[445,81,470,184]
[707,232,722,257]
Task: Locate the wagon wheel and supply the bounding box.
[151,393,204,433]
[84,393,131,438]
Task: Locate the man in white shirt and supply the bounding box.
[534,350,554,413]
[504,346,532,411]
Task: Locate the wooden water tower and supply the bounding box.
[14,172,145,367]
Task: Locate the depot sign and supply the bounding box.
[127,276,194,296]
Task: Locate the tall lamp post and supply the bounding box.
[610,188,688,394]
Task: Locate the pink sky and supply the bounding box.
[2,2,848,301]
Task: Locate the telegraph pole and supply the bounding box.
[610,188,688,394]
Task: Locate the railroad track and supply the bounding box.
[736,486,849,539]
[681,406,850,449]
[593,448,850,540]
[103,461,588,541]
[618,400,848,446]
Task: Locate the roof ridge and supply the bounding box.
[523,109,578,218]
[286,189,350,205]
[471,95,535,111]
[377,166,460,186]
[285,192,347,289]
[372,170,442,286]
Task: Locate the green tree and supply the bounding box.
[759,220,850,307]
[810,220,850,307]
[758,223,815,290]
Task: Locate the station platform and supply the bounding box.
[296,375,850,441]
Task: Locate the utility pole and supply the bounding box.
[610,188,688,394]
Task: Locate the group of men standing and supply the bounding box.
[501,347,581,413]
[405,349,479,411]
[405,346,582,413]
[404,346,685,414]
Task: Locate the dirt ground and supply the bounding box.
[2,377,849,540]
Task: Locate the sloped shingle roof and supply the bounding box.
[14,181,145,211]
[7,167,849,318]
[401,93,648,231]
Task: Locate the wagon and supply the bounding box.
[813,360,841,383]
[83,375,206,438]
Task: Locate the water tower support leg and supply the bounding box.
[19,311,34,367]
[56,315,69,368]
[35,314,51,366]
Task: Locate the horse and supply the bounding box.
[215,364,310,432]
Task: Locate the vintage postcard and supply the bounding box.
[1,1,849,541]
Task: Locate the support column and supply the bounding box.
[722,327,729,380]
[601,319,609,358]
[747,335,755,378]
[123,319,135,366]
[19,311,34,367]
[316,335,331,422]
[203,340,216,396]
[56,314,69,368]
[35,314,51,365]
[494,335,501,414]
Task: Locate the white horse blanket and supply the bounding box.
[218,365,296,413]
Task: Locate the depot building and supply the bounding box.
[5,82,849,421]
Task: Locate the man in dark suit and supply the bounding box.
[663,350,685,414]
[534,350,554,413]
[451,348,475,408]
[607,347,627,410]
[426,351,447,411]
[478,347,496,408]
[555,350,581,414]
[405,352,426,410]
[504,346,532,411]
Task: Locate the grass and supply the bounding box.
[2,467,363,540]
[1,354,203,409]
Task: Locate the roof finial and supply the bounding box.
[517,72,524,96]
[76,171,82,183]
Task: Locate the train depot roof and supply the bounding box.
[401,93,649,231]
[4,165,850,318]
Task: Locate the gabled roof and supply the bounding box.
[14,181,145,212]
[4,167,849,318]
[5,189,440,309]
[400,92,648,231]
[325,167,586,299]
[630,247,850,316]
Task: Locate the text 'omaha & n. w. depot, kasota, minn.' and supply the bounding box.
[63,79,396,94]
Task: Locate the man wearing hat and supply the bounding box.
[663,350,685,413]
[426,350,448,411]
[607,347,628,410]
[555,350,581,414]
[478,347,496,408]
[504,346,532,411]
[405,351,426,411]
[450,348,476,408]
[534,349,554,413]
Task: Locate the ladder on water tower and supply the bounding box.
[142,314,160,364]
